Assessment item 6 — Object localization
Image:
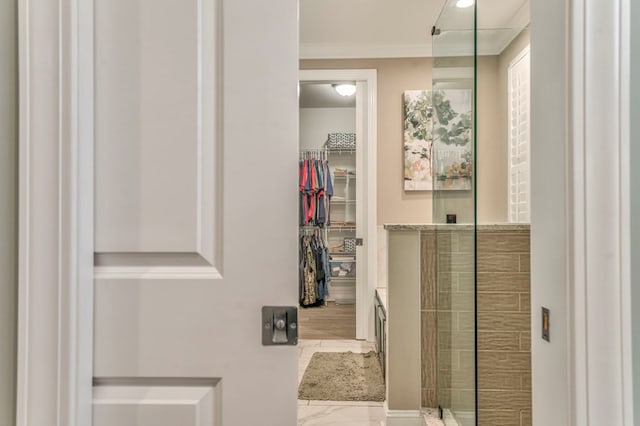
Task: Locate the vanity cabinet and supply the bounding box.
[374,291,386,379]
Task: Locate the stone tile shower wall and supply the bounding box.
[421,226,531,426]
[421,231,437,408]
[476,229,531,425]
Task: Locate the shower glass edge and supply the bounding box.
[430,1,477,425]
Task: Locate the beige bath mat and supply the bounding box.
[298,351,385,401]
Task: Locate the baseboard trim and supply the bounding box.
[384,402,424,426]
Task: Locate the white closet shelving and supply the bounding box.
[299,144,357,305]
[325,146,356,304]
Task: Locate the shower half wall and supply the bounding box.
[384,222,532,426]
[422,225,531,425]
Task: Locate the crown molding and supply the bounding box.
[300,42,432,59]
[299,34,526,60]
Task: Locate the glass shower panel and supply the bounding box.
[431,1,476,425]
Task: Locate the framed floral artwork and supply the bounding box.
[403,89,473,191]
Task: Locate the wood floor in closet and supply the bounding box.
[298,302,356,340]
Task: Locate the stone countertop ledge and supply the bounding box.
[383,223,530,231]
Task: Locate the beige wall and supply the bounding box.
[0,0,18,424]
[301,56,513,225]
[476,56,505,223]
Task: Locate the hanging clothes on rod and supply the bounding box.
[299,151,333,227]
[299,230,331,307]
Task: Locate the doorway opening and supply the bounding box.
[298,84,358,338]
[296,70,381,420]
[297,69,378,343]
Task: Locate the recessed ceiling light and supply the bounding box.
[456,0,473,8]
[333,84,356,97]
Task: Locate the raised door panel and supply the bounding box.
[93,383,218,426]
[95,0,217,257]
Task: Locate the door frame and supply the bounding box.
[566,0,633,423]
[17,0,94,425]
[530,0,634,424]
[299,69,378,342]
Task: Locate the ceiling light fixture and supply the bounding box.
[333,83,356,97]
[456,0,473,8]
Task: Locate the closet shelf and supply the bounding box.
[326,148,356,154]
[299,225,355,230]
[328,224,356,230]
[330,277,356,282]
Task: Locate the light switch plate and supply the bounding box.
[542,307,550,342]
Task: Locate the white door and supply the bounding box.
[91,0,299,425]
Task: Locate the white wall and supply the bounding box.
[299,107,355,150]
[530,0,570,424]
[632,0,640,420]
[0,0,17,424]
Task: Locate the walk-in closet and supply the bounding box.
[298,82,359,340]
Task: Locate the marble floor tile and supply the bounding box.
[307,400,384,407]
[298,339,323,348]
[298,405,386,426]
[424,407,445,426]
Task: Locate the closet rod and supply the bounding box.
[299,149,328,160]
